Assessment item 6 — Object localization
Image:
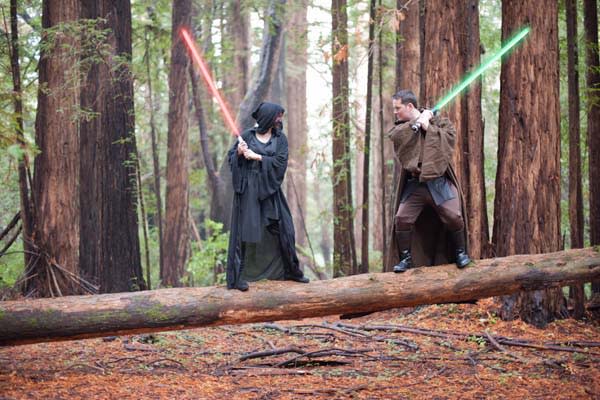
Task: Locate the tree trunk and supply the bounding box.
[493,0,565,327]
[285,0,308,248]
[28,0,81,297]
[237,0,286,132]
[584,0,600,297]
[162,0,192,287]
[269,36,286,105]
[462,0,489,260]
[79,0,145,293]
[9,0,34,273]
[396,0,420,94]
[2,248,599,346]
[143,25,164,284]
[566,0,585,319]
[332,0,357,277]
[190,66,220,192]
[223,0,250,114]
[379,4,397,271]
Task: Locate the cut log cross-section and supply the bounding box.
[1,248,599,346]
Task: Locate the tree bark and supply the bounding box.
[28,0,81,297]
[493,0,565,327]
[584,0,600,297]
[396,0,420,94]
[162,0,192,287]
[2,248,599,346]
[566,0,585,319]
[79,0,145,293]
[332,0,357,277]
[285,0,308,248]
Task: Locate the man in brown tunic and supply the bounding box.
[387,90,471,272]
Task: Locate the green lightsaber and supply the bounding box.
[412,26,530,131]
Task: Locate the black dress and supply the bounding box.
[226,127,304,289]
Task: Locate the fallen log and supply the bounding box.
[1,247,599,346]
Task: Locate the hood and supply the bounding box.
[251,102,285,134]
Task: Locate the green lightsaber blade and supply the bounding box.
[433,26,530,112]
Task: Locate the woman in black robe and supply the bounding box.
[226,102,309,291]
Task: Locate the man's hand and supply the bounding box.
[243,148,262,161]
[415,109,433,131]
[237,139,248,155]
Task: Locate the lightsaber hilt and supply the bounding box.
[411,108,438,132]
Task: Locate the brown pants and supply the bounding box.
[395,183,464,232]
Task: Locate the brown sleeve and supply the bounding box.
[387,120,422,169]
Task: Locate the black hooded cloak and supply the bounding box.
[226,102,305,289]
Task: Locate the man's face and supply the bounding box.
[393,99,413,122]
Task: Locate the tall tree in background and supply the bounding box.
[566,0,585,319]
[285,0,309,248]
[462,0,489,260]
[421,0,488,260]
[162,0,192,287]
[584,0,600,299]
[79,0,145,293]
[359,0,377,273]
[9,0,34,275]
[493,0,565,327]
[143,10,164,285]
[223,0,250,113]
[28,0,81,297]
[332,0,357,276]
[395,0,420,94]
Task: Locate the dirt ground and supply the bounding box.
[1,299,599,399]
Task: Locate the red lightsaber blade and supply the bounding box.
[179,27,241,138]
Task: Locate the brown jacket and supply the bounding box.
[384,115,469,270]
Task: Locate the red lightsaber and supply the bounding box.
[179,27,241,138]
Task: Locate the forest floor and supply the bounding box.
[1,299,599,399]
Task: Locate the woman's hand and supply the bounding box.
[237,139,248,155]
[243,148,262,161]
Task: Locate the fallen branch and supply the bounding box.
[239,346,305,362]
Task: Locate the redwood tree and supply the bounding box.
[162,0,192,287]
[493,0,565,327]
[28,0,81,297]
[566,0,585,319]
[332,0,357,276]
[285,0,309,248]
[26,0,79,296]
[79,0,145,293]
[584,0,600,298]
[9,0,34,275]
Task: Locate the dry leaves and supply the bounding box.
[1,299,598,399]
